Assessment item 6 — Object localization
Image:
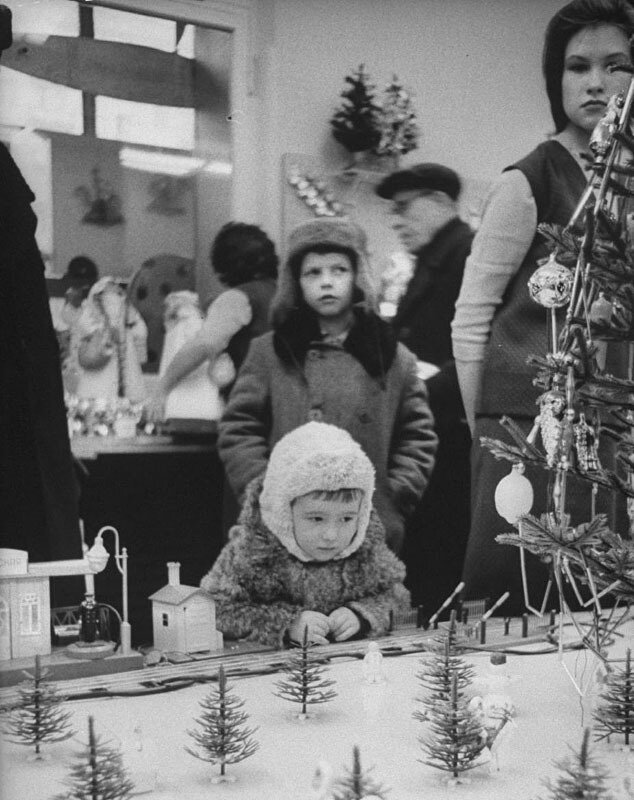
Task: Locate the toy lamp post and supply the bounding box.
[86,526,131,655]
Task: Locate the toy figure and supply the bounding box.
[362,641,386,684]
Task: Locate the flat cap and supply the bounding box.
[376,162,461,200]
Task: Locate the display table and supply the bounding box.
[72,435,227,647]
[2,620,633,799]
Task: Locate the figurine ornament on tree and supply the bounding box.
[537,728,614,800]
[185,665,259,783]
[419,671,486,782]
[330,64,381,157]
[373,75,419,159]
[593,647,634,747]
[274,626,337,718]
[331,745,389,800]
[54,715,134,800]
[3,654,74,759]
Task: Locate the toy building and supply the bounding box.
[149,562,223,655]
[0,548,94,662]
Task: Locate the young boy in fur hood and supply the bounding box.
[218,217,438,553]
[201,422,411,647]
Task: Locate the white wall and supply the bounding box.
[254,0,564,243]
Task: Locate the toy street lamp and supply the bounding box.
[86,526,131,655]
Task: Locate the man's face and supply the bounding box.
[390,189,450,253]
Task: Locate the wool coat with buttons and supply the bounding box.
[218,307,438,552]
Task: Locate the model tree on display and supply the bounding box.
[537,728,613,800]
[373,75,419,160]
[419,671,485,781]
[594,647,634,746]
[330,64,381,156]
[3,655,74,759]
[482,68,634,648]
[413,613,475,724]
[54,715,134,800]
[331,745,388,800]
[274,626,337,718]
[186,665,259,782]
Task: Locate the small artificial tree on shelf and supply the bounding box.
[413,612,475,724]
[185,665,259,783]
[537,728,613,800]
[593,647,634,746]
[330,64,381,157]
[3,655,74,759]
[332,745,389,800]
[419,671,485,782]
[273,626,337,718]
[54,715,134,800]
[373,75,419,159]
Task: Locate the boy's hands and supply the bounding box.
[288,608,361,645]
[328,607,360,641]
[288,611,330,645]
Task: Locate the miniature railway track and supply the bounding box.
[0,619,568,708]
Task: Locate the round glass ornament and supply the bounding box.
[494,462,534,524]
[527,253,573,308]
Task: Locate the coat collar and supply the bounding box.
[394,217,471,326]
[273,306,397,381]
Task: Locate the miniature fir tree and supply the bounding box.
[538,728,613,800]
[54,715,134,800]
[274,626,337,717]
[373,75,419,158]
[3,654,74,758]
[332,745,389,800]
[594,648,634,746]
[419,671,485,780]
[330,64,381,154]
[185,664,259,781]
[413,612,475,724]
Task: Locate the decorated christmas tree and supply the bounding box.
[538,728,613,800]
[413,612,475,724]
[273,626,337,717]
[185,665,259,781]
[54,715,134,800]
[593,647,634,746]
[332,745,389,800]
[3,655,74,758]
[419,671,485,780]
[373,75,419,158]
[481,69,634,647]
[330,64,381,155]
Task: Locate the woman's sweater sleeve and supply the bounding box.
[451,169,537,429]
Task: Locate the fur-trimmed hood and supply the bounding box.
[270,217,377,326]
[259,422,375,562]
[273,306,398,381]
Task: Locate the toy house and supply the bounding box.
[149,562,223,654]
[0,548,96,662]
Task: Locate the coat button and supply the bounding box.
[358,412,371,423]
[307,350,320,360]
[308,408,323,422]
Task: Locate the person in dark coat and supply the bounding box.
[0,6,82,596]
[376,163,473,611]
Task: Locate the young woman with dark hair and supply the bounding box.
[147,222,278,420]
[451,0,634,613]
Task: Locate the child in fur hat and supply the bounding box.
[218,217,438,553]
[201,422,411,647]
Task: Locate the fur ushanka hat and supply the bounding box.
[259,421,375,562]
[269,217,377,325]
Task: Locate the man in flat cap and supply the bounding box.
[376,163,473,612]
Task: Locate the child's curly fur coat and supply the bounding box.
[200,478,411,648]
